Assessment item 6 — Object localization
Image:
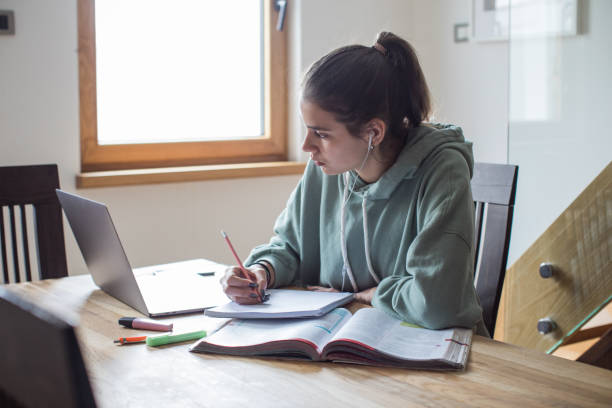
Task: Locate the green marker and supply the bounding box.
[146,329,207,347]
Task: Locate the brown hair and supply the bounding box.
[302,32,431,157]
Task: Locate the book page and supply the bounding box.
[194,308,352,355]
[330,308,470,362]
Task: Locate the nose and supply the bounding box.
[301,131,317,153]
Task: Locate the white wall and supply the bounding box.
[406,0,509,164]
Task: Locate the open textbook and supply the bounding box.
[191,307,472,370]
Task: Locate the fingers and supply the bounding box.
[221,266,267,304]
[232,292,266,305]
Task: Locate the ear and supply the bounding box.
[364,118,387,147]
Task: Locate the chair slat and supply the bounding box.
[473,202,488,287]
[8,205,20,283]
[0,210,8,283]
[35,202,68,279]
[0,164,67,282]
[473,201,484,268]
[474,203,513,336]
[20,204,32,282]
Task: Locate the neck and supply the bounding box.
[356,159,391,184]
[356,145,403,183]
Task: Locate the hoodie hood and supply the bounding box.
[357,123,474,200]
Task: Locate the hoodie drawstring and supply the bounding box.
[340,172,381,292]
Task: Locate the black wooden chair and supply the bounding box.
[0,287,97,408]
[0,164,68,283]
[471,162,519,337]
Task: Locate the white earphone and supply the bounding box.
[368,132,374,151]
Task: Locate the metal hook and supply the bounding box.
[274,0,287,31]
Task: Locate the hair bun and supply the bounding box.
[372,42,387,56]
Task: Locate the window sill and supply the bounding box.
[76,161,307,188]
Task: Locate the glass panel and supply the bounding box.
[95,0,263,145]
[506,0,612,352]
[507,0,612,265]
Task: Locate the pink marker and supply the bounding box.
[118,317,173,332]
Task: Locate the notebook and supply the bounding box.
[56,189,228,317]
[192,307,472,370]
[204,289,354,318]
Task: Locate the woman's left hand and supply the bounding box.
[307,285,377,305]
[354,286,376,304]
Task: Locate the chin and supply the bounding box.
[319,166,340,176]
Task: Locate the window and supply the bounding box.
[78,0,288,173]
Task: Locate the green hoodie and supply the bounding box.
[246,124,485,333]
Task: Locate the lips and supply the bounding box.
[311,156,325,166]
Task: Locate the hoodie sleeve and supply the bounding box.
[243,180,303,288]
[243,159,331,288]
[372,151,483,330]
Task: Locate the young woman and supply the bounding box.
[221,31,486,335]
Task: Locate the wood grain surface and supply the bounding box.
[6,275,612,408]
[498,161,612,352]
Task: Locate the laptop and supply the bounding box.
[56,189,228,317]
[0,287,97,408]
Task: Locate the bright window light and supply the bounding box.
[94,0,263,145]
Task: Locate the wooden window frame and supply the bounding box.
[77,0,287,172]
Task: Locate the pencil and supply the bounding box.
[114,336,147,345]
[220,230,264,302]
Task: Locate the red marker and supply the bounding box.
[114,336,146,345]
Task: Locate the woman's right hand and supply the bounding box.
[220,265,268,304]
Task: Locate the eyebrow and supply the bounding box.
[306,125,331,131]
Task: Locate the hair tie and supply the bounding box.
[372,42,387,56]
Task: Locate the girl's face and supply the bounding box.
[300,100,370,176]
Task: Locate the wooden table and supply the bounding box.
[6,275,612,408]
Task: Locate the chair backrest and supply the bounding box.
[471,162,518,337]
[0,287,97,408]
[0,164,68,283]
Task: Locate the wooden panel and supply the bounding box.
[577,328,612,370]
[77,161,306,188]
[0,164,61,204]
[499,161,612,352]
